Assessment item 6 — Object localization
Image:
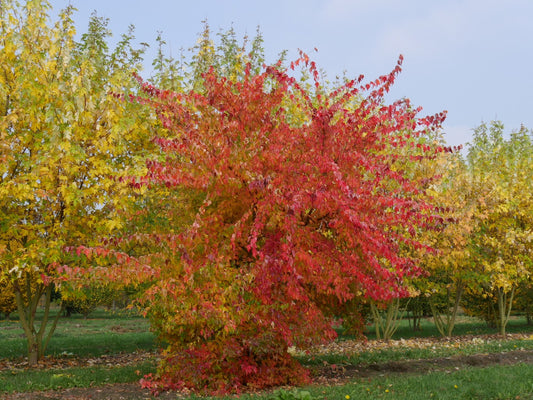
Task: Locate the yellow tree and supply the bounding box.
[465,121,533,336]
[0,0,152,364]
[420,153,478,336]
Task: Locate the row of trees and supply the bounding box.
[0,0,531,394]
[420,121,533,338]
[0,280,132,319]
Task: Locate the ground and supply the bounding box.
[4,334,533,400]
[314,349,533,385]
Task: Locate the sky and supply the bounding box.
[48,0,533,148]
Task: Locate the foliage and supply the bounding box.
[127,47,450,394]
[0,0,153,364]
[150,21,267,92]
[61,283,118,318]
[403,294,432,332]
[419,121,533,337]
[417,153,477,337]
[0,280,17,319]
[464,121,533,335]
[0,276,42,320]
[334,296,370,338]
[461,287,499,328]
[9,1,533,395]
[513,281,533,325]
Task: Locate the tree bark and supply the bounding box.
[14,273,64,365]
[496,286,515,337]
[430,281,464,337]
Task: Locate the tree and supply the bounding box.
[374,125,460,338]
[150,21,267,93]
[418,153,478,337]
[0,0,152,364]
[128,53,449,394]
[464,121,533,335]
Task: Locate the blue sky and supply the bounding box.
[48,0,533,148]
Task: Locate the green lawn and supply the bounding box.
[0,361,156,394]
[0,308,158,359]
[2,309,533,399]
[360,314,533,340]
[263,363,533,400]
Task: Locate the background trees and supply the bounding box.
[418,153,478,337]
[417,122,533,337]
[461,122,533,335]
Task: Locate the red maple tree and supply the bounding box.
[130,55,448,394]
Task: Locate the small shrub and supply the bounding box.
[461,287,499,328]
[62,284,120,319]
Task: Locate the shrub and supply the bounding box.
[62,284,119,319]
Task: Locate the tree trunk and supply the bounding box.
[14,272,64,365]
[430,281,464,337]
[28,339,40,365]
[370,298,407,341]
[496,286,515,337]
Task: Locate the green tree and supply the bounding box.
[513,280,533,325]
[150,21,267,92]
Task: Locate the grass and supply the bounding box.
[0,361,156,393]
[5,361,533,399]
[2,309,533,398]
[0,308,158,359]
[181,364,533,400]
[355,314,533,341]
[1,307,160,394]
[267,363,533,400]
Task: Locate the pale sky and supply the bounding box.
[48,0,533,148]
